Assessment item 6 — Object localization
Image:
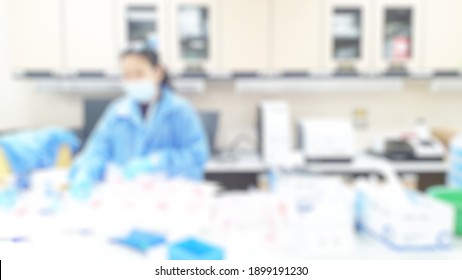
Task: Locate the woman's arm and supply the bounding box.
[70,106,114,184]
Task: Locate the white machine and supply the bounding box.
[299,119,355,162]
[258,101,293,165]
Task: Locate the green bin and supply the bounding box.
[427,186,462,236]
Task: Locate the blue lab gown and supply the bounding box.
[70,87,209,184]
[0,127,80,174]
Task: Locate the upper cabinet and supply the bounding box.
[117,0,168,66]
[373,0,424,74]
[426,0,462,74]
[64,0,117,77]
[9,0,63,77]
[222,0,270,73]
[321,0,373,74]
[169,0,220,74]
[273,0,321,73]
[10,0,462,79]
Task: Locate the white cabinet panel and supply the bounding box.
[321,0,373,74]
[222,0,270,72]
[64,0,117,75]
[10,0,63,75]
[373,0,424,74]
[426,0,462,73]
[170,0,220,73]
[273,0,321,72]
[117,0,169,66]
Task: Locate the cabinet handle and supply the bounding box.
[281,72,310,78]
[334,71,359,77]
[232,72,259,79]
[181,71,208,78]
[22,71,56,78]
[434,71,460,77]
[384,70,409,77]
[76,71,106,78]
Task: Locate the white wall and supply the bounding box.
[0,0,83,131]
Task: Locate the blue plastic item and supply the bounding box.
[168,238,224,260]
[112,230,166,254]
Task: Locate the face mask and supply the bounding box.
[123,80,159,103]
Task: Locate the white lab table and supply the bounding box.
[1,232,461,260]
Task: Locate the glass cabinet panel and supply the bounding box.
[384,8,412,61]
[333,8,362,60]
[178,5,209,61]
[127,6,157,43]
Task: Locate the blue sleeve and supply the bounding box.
[157,103,210,180]
[70,106,114,183]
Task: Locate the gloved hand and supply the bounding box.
[69,171,94,201]
[123,155,162,181]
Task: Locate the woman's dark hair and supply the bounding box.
[121,45,172,89]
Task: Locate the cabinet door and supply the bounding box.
[64,0,117,76]
[117,0,168,66]
[426,0,462,73]
[321,0,373,74]
[222,0,270,73]
[273,0,321,73]
[170,0,219,73]
[373,0,424,74]
[10,0,63,76]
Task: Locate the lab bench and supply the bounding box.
[1,233,461,261]
[205,153,448,191]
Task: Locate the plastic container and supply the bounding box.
[168,238,224,260]
[112,230,166,254]
[428,186,462,236]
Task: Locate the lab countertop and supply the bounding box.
[206,153,448,174]
[1,233,461,260]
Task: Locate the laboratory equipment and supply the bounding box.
[428,186,462,236]
[374,134,445,161]
[299,119,355,162]
[357,179,454,251]
[168,238,224,260]
[258,101,292,165]
[384,140,414,160]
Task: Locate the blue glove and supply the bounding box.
[123,155,162,181]
[69,172,94,201]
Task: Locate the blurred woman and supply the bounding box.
[70,42,209,193]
